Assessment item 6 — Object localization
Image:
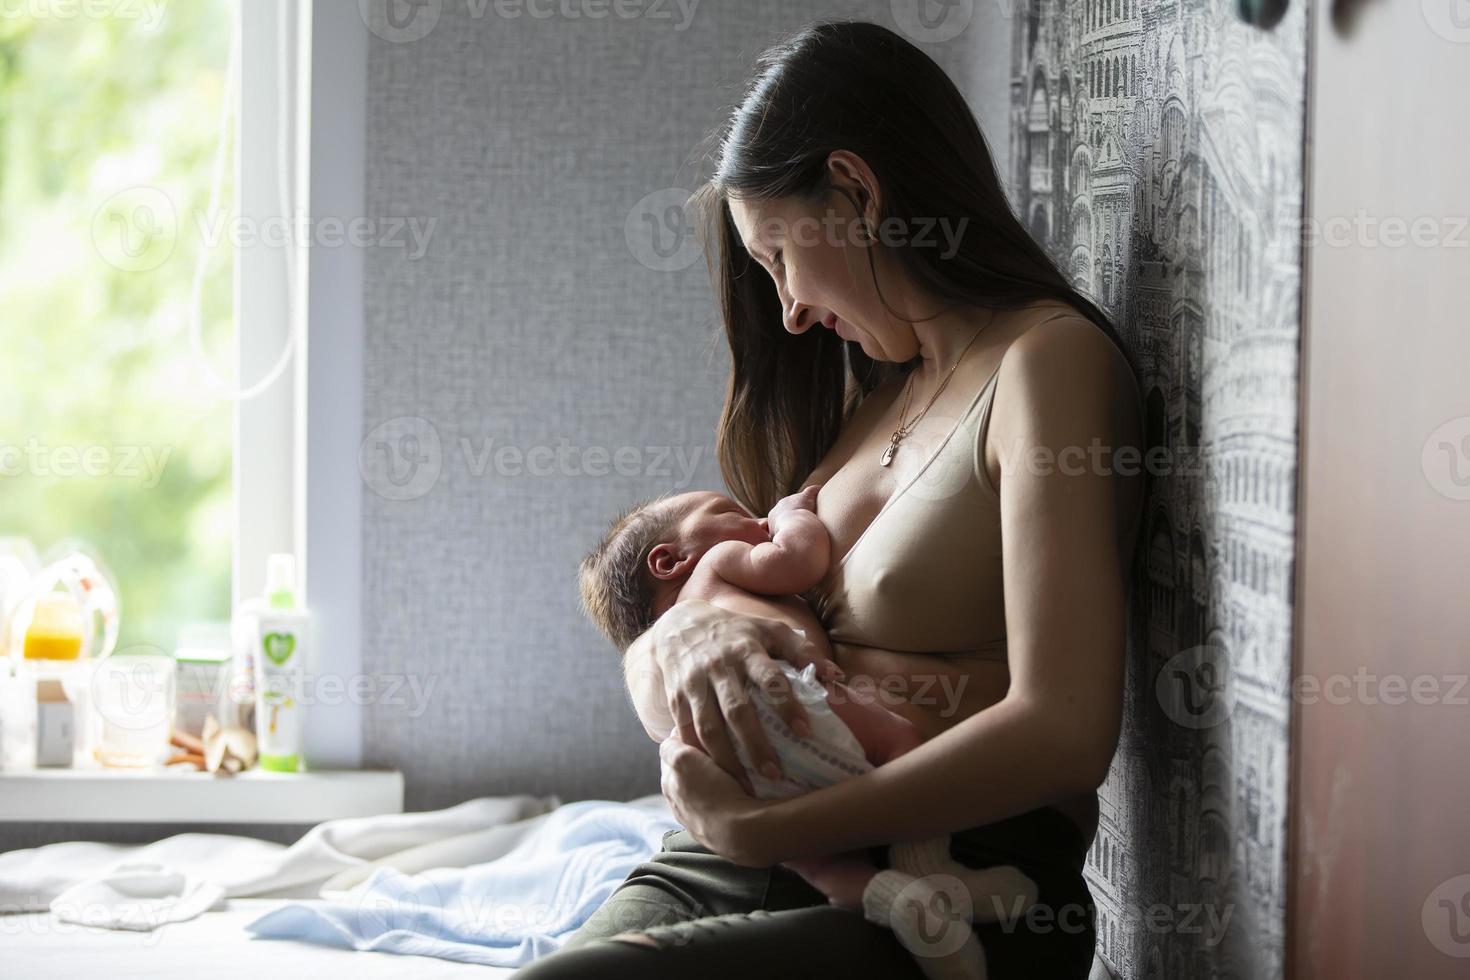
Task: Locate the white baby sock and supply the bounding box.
[888,836,1039,924]
[862,868,987,980]
[886,835,955,875]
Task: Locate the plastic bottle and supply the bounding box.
[237,554,309,772]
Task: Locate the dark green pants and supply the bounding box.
[515,806,1097,979]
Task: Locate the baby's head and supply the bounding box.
[579,490,768,650]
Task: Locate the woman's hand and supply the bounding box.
[637,599,844,791]
[659,734,775,867]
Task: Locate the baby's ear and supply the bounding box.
[646,542,676,578]
[647,542,695,580]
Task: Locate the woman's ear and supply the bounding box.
[825,150,882,228]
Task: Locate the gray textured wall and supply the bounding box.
[1011,1,1306,977]
[357,1,1012,812]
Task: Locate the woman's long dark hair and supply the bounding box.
[689,20,1128,515]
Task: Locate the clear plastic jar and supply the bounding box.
[91,653,175,768]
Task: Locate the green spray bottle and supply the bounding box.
[250,554,309,772]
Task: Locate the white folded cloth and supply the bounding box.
[0,793,560,930]
[50,862,225,931]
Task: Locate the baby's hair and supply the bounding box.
[579,492,699,652]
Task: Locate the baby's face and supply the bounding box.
[672,491,770,555]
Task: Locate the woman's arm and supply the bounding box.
[660,318,1140,865]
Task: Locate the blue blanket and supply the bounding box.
[245,800,681,967]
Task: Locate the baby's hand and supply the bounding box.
[769,484,820,521]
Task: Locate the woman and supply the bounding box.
[521,20,1142,980]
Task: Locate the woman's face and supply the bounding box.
[727,177,920,364]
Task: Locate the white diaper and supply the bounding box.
[732,661,873,799]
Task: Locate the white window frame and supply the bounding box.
[235,0,367,770]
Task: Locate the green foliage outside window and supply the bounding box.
[0,2,235,653]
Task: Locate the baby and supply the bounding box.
[579,486,1038,980]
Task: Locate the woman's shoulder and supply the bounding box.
[1003,302,1133,393]
[992,301,1140,438]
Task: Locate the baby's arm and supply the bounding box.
[704,485,830,595]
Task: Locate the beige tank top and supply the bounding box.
[803,309,1083,662]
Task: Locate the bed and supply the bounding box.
[0,793,679,975]
[4,898,513,979]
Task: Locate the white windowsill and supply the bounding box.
[0,768,403,824]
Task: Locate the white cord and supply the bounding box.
[187,0,299,403]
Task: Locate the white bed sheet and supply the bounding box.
[2,898,516,979]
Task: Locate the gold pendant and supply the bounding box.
[880,437,898,467]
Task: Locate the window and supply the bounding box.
[0,1,303,654]
[0,3,234,651]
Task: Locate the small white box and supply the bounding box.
[35,678,73,768]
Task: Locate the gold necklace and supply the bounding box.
[880,321,988,467]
